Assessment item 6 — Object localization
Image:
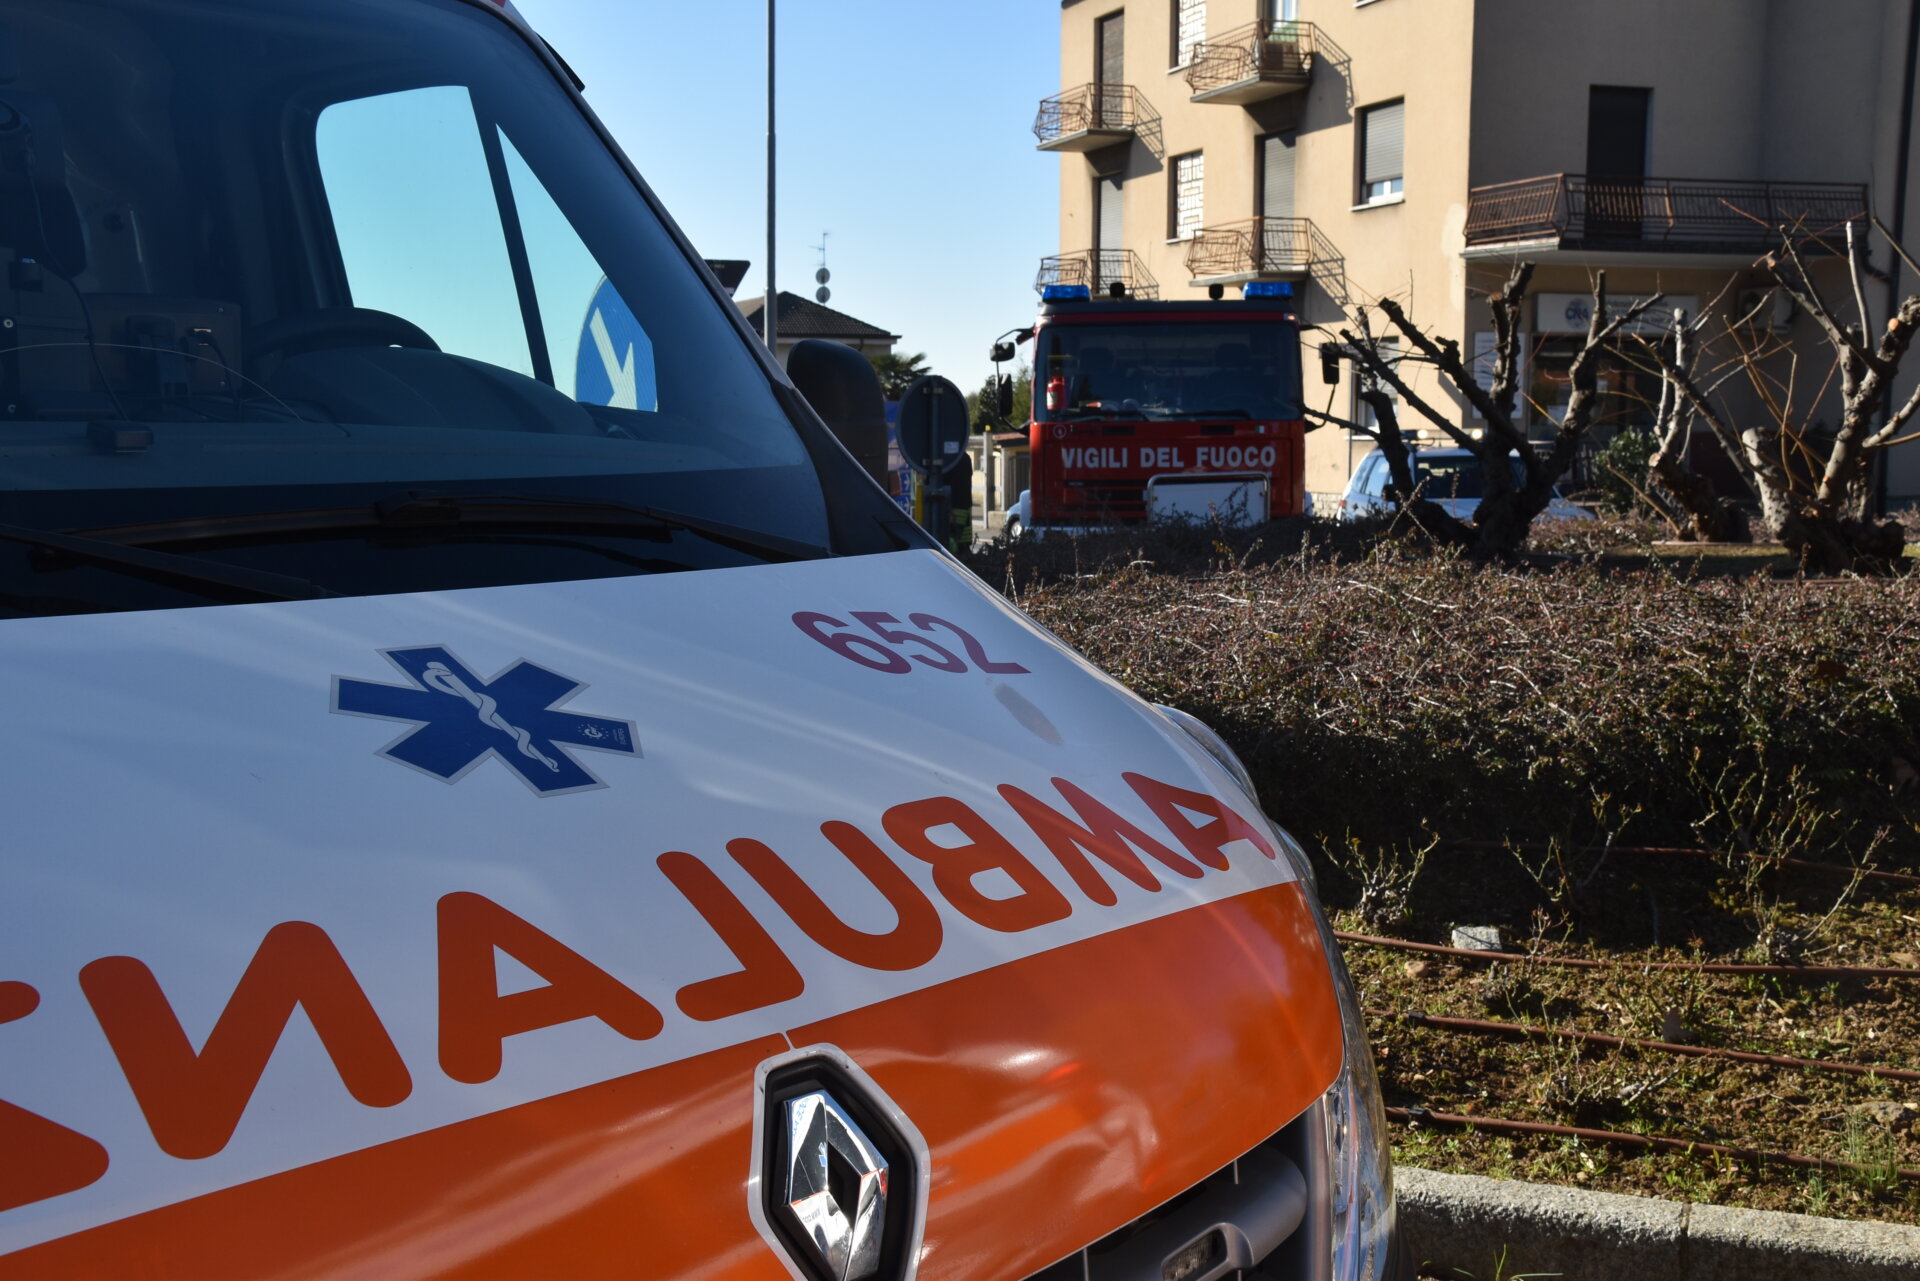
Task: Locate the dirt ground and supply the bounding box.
[1343,845,1920,1225]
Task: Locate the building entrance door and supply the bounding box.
[1585,86,1650,242]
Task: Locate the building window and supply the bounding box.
[1358,100,1405,204]
[1171,0,1206,68]
[1170,151,1205,240]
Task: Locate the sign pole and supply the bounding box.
[923,382,948,547]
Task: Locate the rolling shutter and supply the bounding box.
[1097,176,1124,250]
[1362,101,1405,188]
[1260,133,1296,219]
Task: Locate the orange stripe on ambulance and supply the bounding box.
[1,770,1276,1210]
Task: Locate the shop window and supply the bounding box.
[1525,338,1661,438]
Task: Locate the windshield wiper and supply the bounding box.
[1176,408,1255,420]
[77,492,832,565]
[0,520,336,602]
[381,494,832,562]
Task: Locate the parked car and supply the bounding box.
[1005,487,1032,538]
[1338,447,1595,522]
[0,1,1407,1278]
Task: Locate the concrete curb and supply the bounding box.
[1395,1166,1920,1280]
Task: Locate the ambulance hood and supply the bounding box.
[0,549,1341,1278]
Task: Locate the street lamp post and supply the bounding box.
[764,0,777,359]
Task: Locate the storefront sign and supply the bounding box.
[1534,292,1697,336]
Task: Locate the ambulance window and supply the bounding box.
[498,132,657,411]
[315,86,537,380]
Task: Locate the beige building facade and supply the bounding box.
[1041,0,1920,506]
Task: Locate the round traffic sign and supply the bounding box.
[896,374,970,476]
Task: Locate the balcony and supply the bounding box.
[1185,217,1342,292]
[1185,21,1331,106]
[1463,174,1870,258]
[1036,249,1161,301]
[1034,83,1152,152]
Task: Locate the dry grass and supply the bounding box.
[962,521,1920,1221]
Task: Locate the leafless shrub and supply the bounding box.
[1637,219,1919,573]
[1307,264,1660,557]
[996,541,1920,870]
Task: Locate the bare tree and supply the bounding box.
[1638,302,1750,543]
[1642,220,1918,573]
[1307,264,1659,556]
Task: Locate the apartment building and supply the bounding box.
[1039,0,1920,506]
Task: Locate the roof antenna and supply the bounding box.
[812,230,830,304]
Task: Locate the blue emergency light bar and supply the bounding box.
[1243,280,1294,299]
[1042,284,1092,302]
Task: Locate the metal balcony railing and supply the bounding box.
[1185,20,1324,103]
[1034,83,1149,151]
[1185,217,1334,280]
[1036,249,1161,300]
[1463,174,1871,253]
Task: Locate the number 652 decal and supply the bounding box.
[791,611,1030,676]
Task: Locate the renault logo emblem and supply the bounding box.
[778,1090,890,1281]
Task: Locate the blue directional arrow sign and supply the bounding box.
[575,277,657,411]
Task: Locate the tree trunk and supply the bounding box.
[1645,446,1749,542]
[1788,512,1907,574]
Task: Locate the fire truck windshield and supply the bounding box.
[1035,321,1303,422]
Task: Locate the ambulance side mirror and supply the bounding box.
[995,374,1014,419]
[989,340,1017,363]
[789,339,889,486]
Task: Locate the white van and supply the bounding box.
[0,2,1406,1278]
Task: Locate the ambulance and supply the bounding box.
[0,1,1407,1277]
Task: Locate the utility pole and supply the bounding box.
[763,0,777,359]
[1877,0,1920,515]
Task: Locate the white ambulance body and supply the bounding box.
[0,2,1404,1278]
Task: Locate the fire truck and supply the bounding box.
[997,282,1307,535]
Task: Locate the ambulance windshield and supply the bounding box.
[0,0,838,617]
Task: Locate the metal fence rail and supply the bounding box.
[1035,249,1160,300]
[1184,20,1318,96]
[1184,216,1330,278]
[1033,82,1140,145]
[1464,174,1870,252]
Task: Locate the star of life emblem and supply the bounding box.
[331,646,639,796]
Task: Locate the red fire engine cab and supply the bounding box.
[1010,281,1306,531]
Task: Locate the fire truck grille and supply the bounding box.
[1058,483,1148,521]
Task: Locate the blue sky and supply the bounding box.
[513,0,1060,392]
